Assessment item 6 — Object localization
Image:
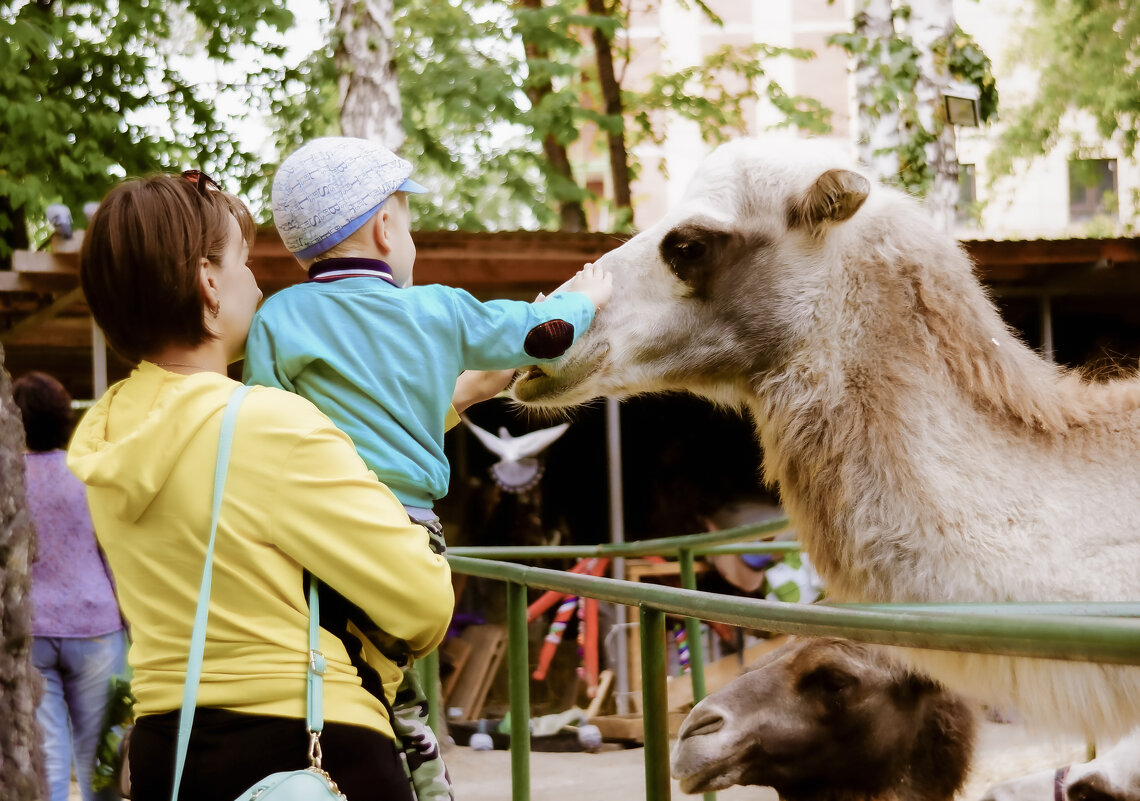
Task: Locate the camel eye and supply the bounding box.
[660,225,718,286]
[661,233,707,268]
[673,240,706,261]
[799,666,855,696]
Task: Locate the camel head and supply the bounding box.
[512,137,872,409]
[981,731,1140,801]
[670,638,976,801]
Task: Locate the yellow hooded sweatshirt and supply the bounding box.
[68,362,453,737]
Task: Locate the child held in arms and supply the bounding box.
[244,136,612,800]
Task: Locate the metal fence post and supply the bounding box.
[419,647,440,735]
[640,605,670,801]
[678,549,708,702]
[678,548,714,801]
[442,551,1140,801]
[507,581,531,800]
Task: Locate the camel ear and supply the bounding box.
[787,169,870,231]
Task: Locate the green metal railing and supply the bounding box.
[436,522,1140,801]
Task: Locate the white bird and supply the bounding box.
[462,416,570,493]
[46,204,72,239]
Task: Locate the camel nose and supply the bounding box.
[679,705,725,741]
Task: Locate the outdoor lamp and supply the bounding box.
[943,81,981,127]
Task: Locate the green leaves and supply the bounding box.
[991,0,1139,178]
[265,0,837,230]
[829,15,997,198]
[4,0,884,240]
[0,0,293,256]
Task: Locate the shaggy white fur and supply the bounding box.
[979,730,1140,801]
[513,136,1140,738]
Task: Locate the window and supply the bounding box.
[1068,159,1117,222]
[956,163,977,226]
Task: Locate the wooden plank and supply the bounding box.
[0,318,94,348]
[447,624,507,721]
[622,558,708,703]
[627,561,709,579]
[666,634,791,711]
[584,669,615,720]
[964,237,1140,269]
[0,272,78,292]
[11,250,80,274]
[0,287,84,344]
[440,637,474,703]
[589,711,688,744]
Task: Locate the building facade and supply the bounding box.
[580,0,1139,240]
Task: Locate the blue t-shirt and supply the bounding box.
[243,259,596,507]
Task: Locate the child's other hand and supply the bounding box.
[452,369,516,413]
[565,263,613,310]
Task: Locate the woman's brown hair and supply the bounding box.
[79,175,256,363]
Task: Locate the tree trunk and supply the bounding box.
[331,0,404,149]
[586,0,632,214]
[517,0,587,232]
[0,344,45,800]
[0,196,30,271]
[853,0,901,183]
[908,0,958,232]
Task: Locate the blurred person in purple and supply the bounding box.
[14,371,126,801]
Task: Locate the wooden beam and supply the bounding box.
[11,250,79,274]
[0,272,78,292]
[0,317,93,348]
[965,237,1140,270]
[3,233,1140,362]
[0,287,85,344]
[990,265,1140,296]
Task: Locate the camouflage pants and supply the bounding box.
[393,512,453,801]
[390,665,454,801]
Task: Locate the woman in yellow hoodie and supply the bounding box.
[68,172,453,801]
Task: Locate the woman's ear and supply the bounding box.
[199,257,221,318]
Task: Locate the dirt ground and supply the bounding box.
[443,719,1089,801]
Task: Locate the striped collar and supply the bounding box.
[307,258,398,287]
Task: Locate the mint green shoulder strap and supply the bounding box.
[168,385,325,800]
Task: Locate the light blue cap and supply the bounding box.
[272,137,429,259]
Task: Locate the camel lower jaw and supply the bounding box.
[511,370,587,406]
[511,347,609,408]
[675,764,738,794]
[673,740,753,795]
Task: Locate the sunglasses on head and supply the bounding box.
[181,168,221,196]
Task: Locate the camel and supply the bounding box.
[981,730,1140,801]
[512,136,1140,737]
[671,637,976,801]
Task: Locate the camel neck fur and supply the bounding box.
[744,201,1140,601]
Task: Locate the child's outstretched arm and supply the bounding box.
[452,368,516,413]
[446,263,610,373]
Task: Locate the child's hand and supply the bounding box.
[452,369,516,413]
[564,263,613,311]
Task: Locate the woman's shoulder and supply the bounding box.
[234,386,362,476]
[240,384,338,432]
[234,386,375,494]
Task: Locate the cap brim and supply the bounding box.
[399,178,429,194]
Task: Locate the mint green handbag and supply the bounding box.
[170,385,346,801]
